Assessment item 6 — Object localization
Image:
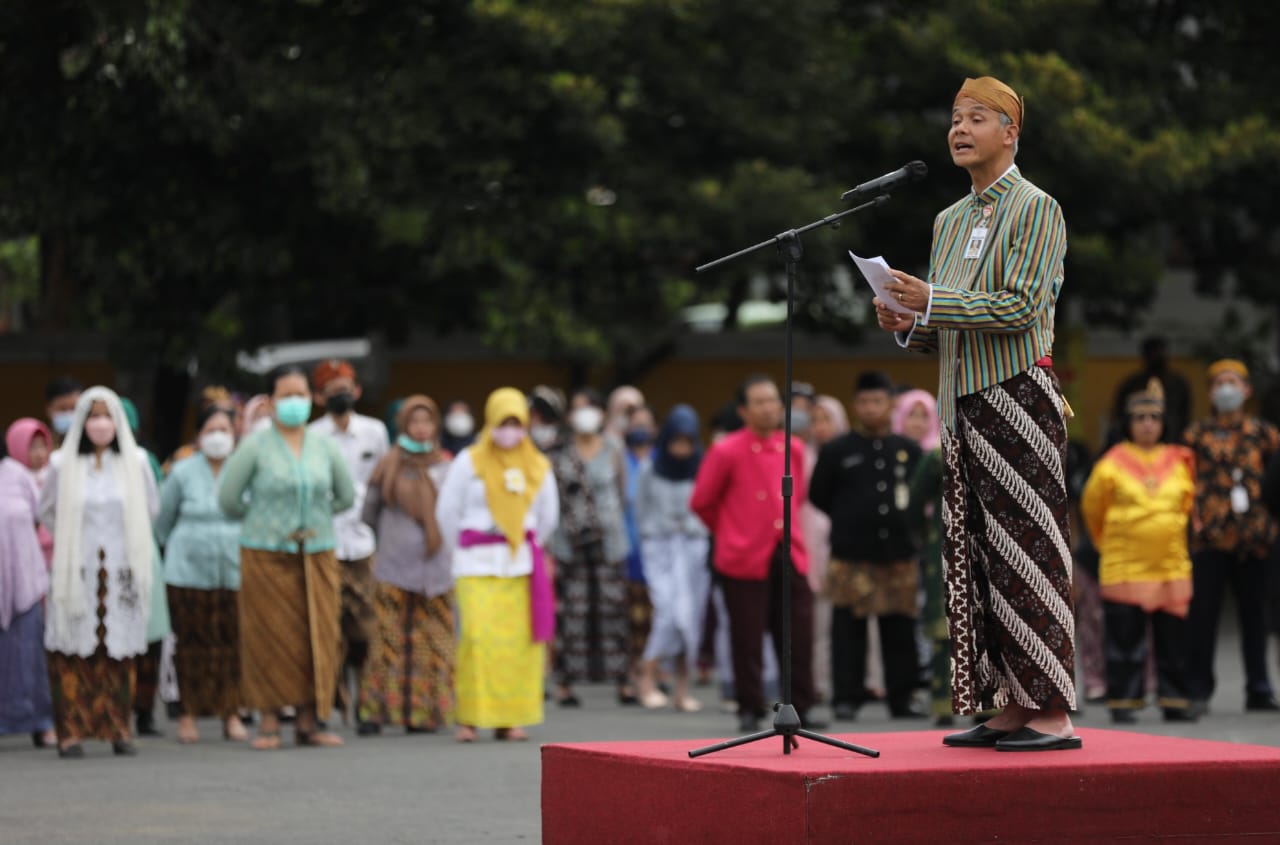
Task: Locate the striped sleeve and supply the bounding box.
[926,192,1066,333]
[896,318,938,353]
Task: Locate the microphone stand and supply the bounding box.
[689,193,890,760]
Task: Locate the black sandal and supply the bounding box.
[57,743,85,759]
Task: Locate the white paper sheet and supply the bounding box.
[849,250,914,315]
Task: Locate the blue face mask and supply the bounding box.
[275,396,312,428]
[397,433,434,454]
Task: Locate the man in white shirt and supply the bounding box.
[308,360,390,721]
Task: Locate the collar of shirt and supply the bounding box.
[971,164,1020,206]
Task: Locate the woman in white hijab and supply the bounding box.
[39,386,159,758]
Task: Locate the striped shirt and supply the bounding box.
[897,166,1067,429]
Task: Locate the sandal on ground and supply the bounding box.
[112,740,138,756]
[455,725,478,743]
[674,696,703,713]
[640,689,670,709]
[58,742,85,759]
[177,720,200,744]
[494,727,529,742]
[250,731,282,751]
[296,729,344,748]
[223,720,249,743]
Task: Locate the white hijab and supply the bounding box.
[47,386,154,639]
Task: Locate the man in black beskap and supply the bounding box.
[810,371,923,720]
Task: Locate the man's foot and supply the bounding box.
[941,724,1010,747]
[494,727,529,741]
[557,688,581,708]
[1162,707,1197,723]
[112,740,138,757]
[1024,709,1075,739]
[455,725,477,743]
[980,703,1034,733]
[1245,693,1280,712]
[994,727,1082,752]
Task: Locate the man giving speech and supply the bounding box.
[876,76,1079,752]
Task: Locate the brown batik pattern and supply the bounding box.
[47,564,136,742]
[941,367,1077,715]
[168,586,242,718]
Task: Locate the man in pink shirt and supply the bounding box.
[691,375,817,731]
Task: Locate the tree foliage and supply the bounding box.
[0,0,1276,383]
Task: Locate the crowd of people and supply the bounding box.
[1,349,1278,759]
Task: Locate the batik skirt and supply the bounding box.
[47,566,136,742]
[238,547,341,720]
[168,585,241,718]
[941,367,1077,715]
[358,583,455,730]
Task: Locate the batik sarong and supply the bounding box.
[941,366,1076,714]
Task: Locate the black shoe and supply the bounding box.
[356,721,382,737]
[134,711,162,737]
[57,743,85,759]
[1109,709,1138,724]
[405,725,436,735]
[1187,700,1209,719]
[32,731,51,748]
[995,727,1082,752]
[112,741,138,757]
[798,711,828,730]
[832,702,858,721]
[1245,693,1280,712]
[942,724,1010,748]
[737,712,761,733]
[934,715,955,728]
[1162,708,1198,723]
[557,694,581,708]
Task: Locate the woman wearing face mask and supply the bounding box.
[634,405,709,711]
[440,400,477,456]
[38,387,160,758]
[436,388,558,742]
[1082,390,1197,723]
[217,365,356,750]
[153,406,246,744]
[357,395,455,736]
[549,388,633,707]
[1,419,56,748]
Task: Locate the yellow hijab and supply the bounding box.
[468,387,550,551]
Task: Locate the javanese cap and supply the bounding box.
[1125,391,1164,416]
[955,76,1024,128]
[1207,358,1249,381]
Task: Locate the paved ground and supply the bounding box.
[2,618,1277,844]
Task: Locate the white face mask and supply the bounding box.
[445,411,475,438]
[200,430,235,460]
[571,406,604,435]
[531,423,560,449]
[1211,382,1246,414]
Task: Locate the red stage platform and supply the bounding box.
[542,729,1280,844]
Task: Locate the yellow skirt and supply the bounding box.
[455,576,544,728]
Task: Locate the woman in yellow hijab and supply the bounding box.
[435,388,560,742]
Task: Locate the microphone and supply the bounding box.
[841,161,928,202]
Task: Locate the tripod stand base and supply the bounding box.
[688,704,879,759]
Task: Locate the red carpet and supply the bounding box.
[541,729,1280,843]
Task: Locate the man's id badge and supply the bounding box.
[963,225,989,259]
